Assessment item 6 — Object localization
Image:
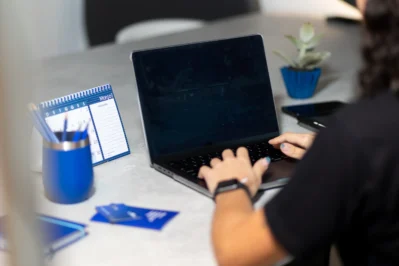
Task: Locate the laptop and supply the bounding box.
[131,35,296,198]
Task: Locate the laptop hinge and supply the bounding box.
[153,164,212,197]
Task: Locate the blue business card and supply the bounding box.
[91,205,179,231]
[96,204,141,223]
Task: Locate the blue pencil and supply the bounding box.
[28,108,51,142]
[62,113,68,142]
[29,104,60,143]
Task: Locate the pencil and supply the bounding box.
[28,106,51,142]
[28,103,60,143]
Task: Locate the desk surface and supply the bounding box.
[1,13,361,266]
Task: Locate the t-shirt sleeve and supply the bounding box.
[265,118,365,258]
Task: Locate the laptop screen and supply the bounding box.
[133,35,279,159]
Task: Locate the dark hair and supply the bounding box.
[359,0,399,97]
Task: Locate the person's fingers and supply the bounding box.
[210,158,222,167]
[222,149,235,159]
[253,157,270,181]
[236,147,250,163]
[198,165,211,179]
[269,133,314,149]
[280,143,306,159]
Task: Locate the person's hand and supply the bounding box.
[198,147,270,197]
[269,132,315,159]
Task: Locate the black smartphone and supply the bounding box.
[282,101,346,131]
[326,16,360,25]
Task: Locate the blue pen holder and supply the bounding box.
[42,132,94,204]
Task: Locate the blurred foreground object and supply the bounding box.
[0,0,43,265]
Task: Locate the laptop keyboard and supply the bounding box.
[168,141,287,177]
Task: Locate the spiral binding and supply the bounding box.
[40,84,112,109]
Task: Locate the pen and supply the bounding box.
[80,119,91,140]
[62,113,68,142]
[72,123,82,142]
[297,117,326,130]
[313,121,326,128]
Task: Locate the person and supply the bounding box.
[198,0,399,265]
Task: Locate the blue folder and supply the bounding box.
[0,215,87,256]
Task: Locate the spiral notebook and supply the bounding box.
[39,84,130,165]
[0,215,87,256]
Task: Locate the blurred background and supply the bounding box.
[26,0,360,60]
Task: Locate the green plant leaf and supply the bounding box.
[305,34,323,49]
[273,50,297,68]
[300,51,331,70]
[298,52,319,69]
[285,35,303,50]
[317,51,331,64]
[299,22,315,43]
[298,45,307,62]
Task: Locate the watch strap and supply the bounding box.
[213,179,251,202]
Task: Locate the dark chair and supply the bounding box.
[84,0,260,46]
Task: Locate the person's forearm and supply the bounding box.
[212,190,286,266]
[213,189,253,236]
[212,190,255,265]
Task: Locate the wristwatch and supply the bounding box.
[213,179,251,201]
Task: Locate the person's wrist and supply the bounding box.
[214,188,251,205]
[213,179,252,202]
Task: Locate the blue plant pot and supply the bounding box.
[281,67,322,99]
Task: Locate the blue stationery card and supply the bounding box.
[91,205,179,231]
[38,84,130,166]
[96,204,141,223]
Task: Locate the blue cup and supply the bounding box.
[42,132,94,204]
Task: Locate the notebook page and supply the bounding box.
[89,98,129,160]
[44,106,104,164]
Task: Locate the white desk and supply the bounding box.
[1,13,361,266]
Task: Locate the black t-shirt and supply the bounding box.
[266,92,399,265]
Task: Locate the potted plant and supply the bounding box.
[274,22,331,99]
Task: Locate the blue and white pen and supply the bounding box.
[72,123,82,142]
[80,119,91,140]
[62,113,68,142]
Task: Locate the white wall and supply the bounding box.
[20,0,361,60]
[24,0,87,60]
[259,0,361,19]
